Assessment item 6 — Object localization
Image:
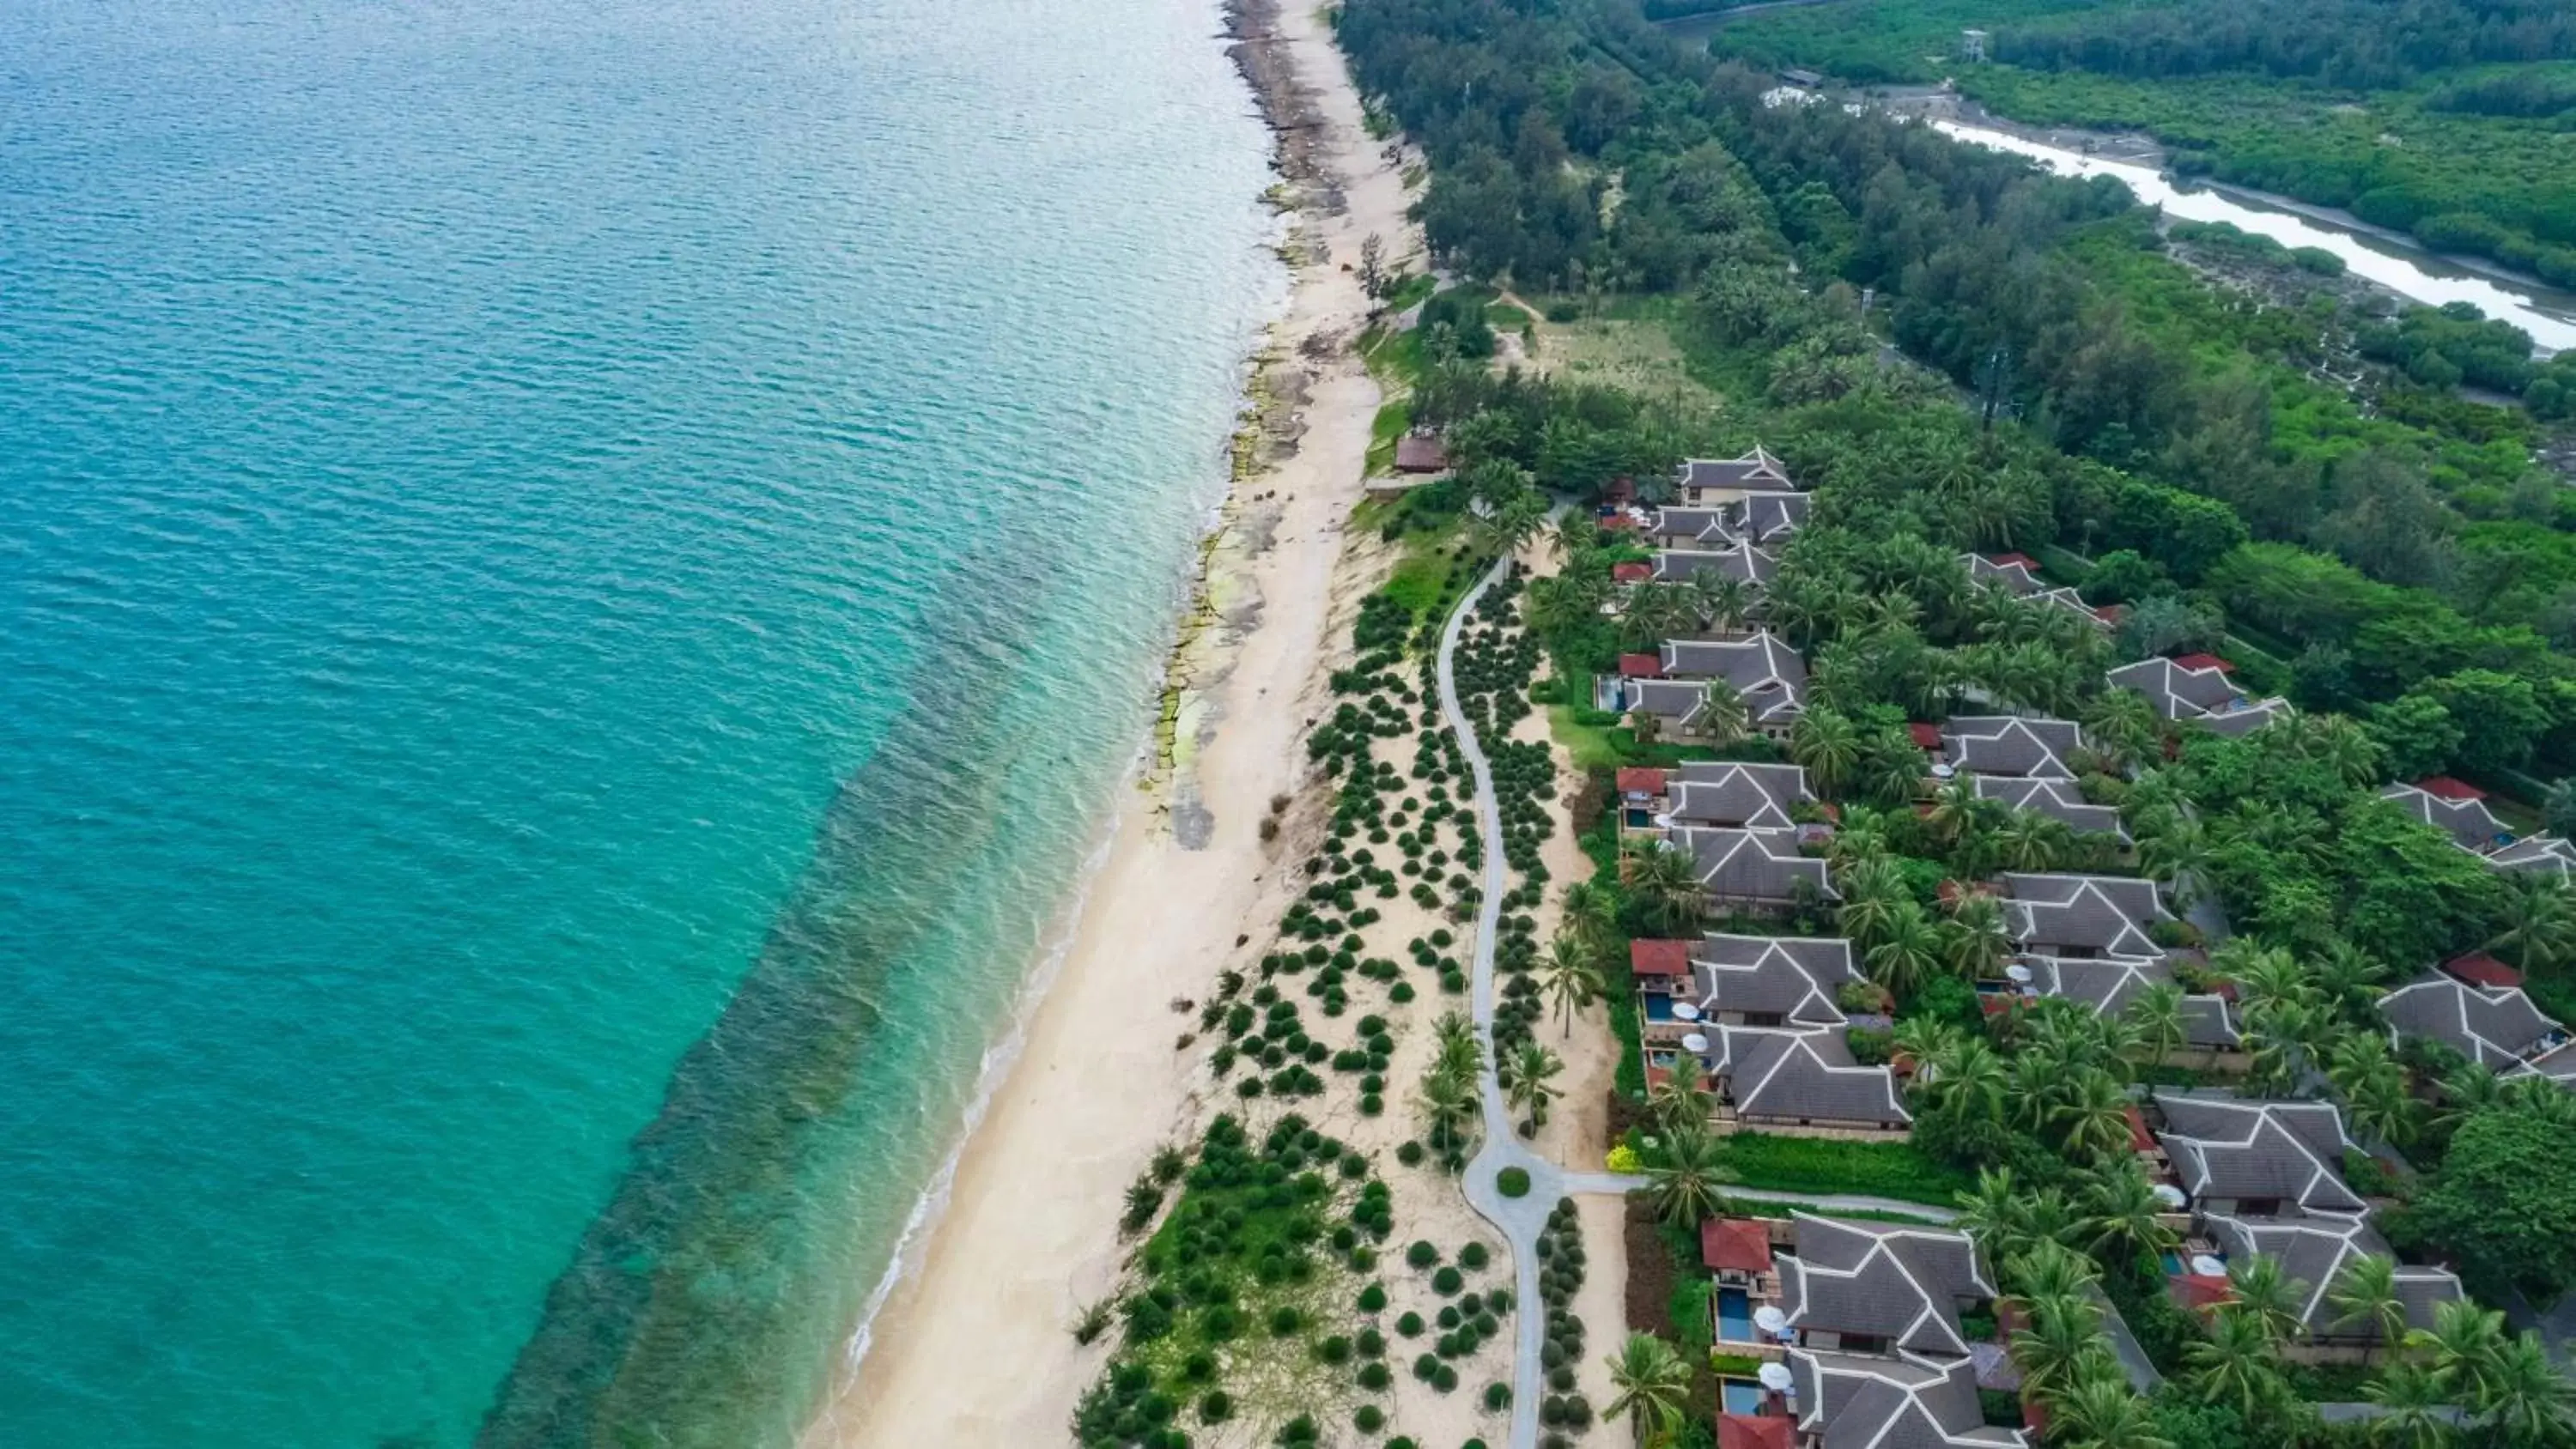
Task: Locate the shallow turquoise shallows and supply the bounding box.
[0,0,1281,1443]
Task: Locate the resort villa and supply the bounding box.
[2148,1091,2365,1218]
[2380,969,2576,1085]
[1939,716,2087,780]
[1959,552,2110,632]
[2378,775,2576,882]
[1668,825,1835,914]
[2105,654,2290,737]
[1675,447,1796,505]
[1654,540,1780,590]
[1630,933,1897,1133]
[2017,953,2240,1057]
[1650,491,1809,550]
[1996,872,2175,960]
[1603,633,1810,740]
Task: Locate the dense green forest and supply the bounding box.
[1704,0,2576,282]
[1337,0,2576,785]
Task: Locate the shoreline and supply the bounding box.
[793,0,1418,1440]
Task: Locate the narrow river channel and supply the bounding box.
[1928,117,2576,353]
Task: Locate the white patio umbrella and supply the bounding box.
[1758,1362,1796,1392]
[1680,1032,1711,1055]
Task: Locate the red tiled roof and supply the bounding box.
[1631,939,1692,977]
[1718,1414,1795,1449]
[2416,775,2488,801]
[2093,603,2128,624]
[1616,767,1668,796]
[1702,1218,1774,1274]
[1619,652,1664,678]
[2171,1275,2233,1314]
[2445,951,2524,989]
[1601,514,1640,530]
[1989,552,2040,570]
[1612,561,1653,584]
[2171,652,2234,675]
[1605,476,1637,503]
[1907,722,1944,750]
[2125,1105,2156,1154]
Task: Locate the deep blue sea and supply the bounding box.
[0,0,1282,1443]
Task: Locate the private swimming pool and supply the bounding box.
[1717,1287,1754,1342]
[1720,1379,1765,1414]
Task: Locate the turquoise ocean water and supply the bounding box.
[0,0,1282,1443]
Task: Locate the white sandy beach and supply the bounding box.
[797,7,1418,1444]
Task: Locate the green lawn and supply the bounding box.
[1704,1131,1975,1208]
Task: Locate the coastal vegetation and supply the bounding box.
[1320,0,2576,1440]
[1705,0,2576,287]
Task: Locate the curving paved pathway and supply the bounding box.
[1435,555,1971,1446]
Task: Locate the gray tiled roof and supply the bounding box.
[2025,954,2238,1048]
[1779,1216,1990,1355]
[1655,542,1777,588]
[2202,1213,2464,1340]
[1999,873,2172,958]
[1674,825,1834,905]
[1716,1029,1909,1126]
[1649,491,1809,549]
[1692,933,1860,1026]
[1789,1351,2026,1449]
[1679,448,1796,494]
[2106,659,2289,734]
[2377,784,2509,853]
[1649,506,1734,549]
[2382,973,2570,1076]
[1941,715,2084,779]
[2488,834,2576,882]
[1666,761,1814,829]
[1976,776,2126,838]
[1648,632,1807,726]
[1961,554,2044,594]
[2153,1091,2363,1214]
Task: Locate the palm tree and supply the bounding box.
[1504,1040,1565,1131]
[1696,678,1752,745]
[1547,512,1601,567]
[1956,1166,2031,1268]
[2467,1331,2573,1447]
[2366,1361,2463,1449]
[2328,1032,2400,1105]
[2125,980,2190,1071]
[2054,1069,2139,1164]
[1645,1127,1731,1228]
[1691,570,1755,636]
[1997,808,2074,873]
[1920,1037,2008,1131]
[1790,709,1862,797]
[1941,892,2011,979]
[2048,1373,2179,1449]
[1865,904,1945,1000]
[2317,941,2392,1022]
[1620,582,1696,650]
[2081,1159,2179,1268]
[2489,876,2576,973]
[2243,999,2323,1097]
[1622,839,1704,937]
[1602,1332,1692,1446]
[2187,1307,2287,1421]
[1924,773,1983,846]
[1833,855,1911,949]
[2008,1239,2103,1304]
[2347,1071,2424,1151]
[1418,1064,1478,1163]
[1647,1056,1714,1137]
[2413,1299,2512,1408]
[2137,814,2210,892]
[2223,943,2315,1016]
[2009,1294,2111,1407]
[2329,1253,2409,1367]
[1540,933,1602,1036]
[2081,690,2161,773]
[2441,1062,2507,1125]
[1472,488,1549,559]
[1559,879,1619,954]
[2228,1254,2309,1349]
